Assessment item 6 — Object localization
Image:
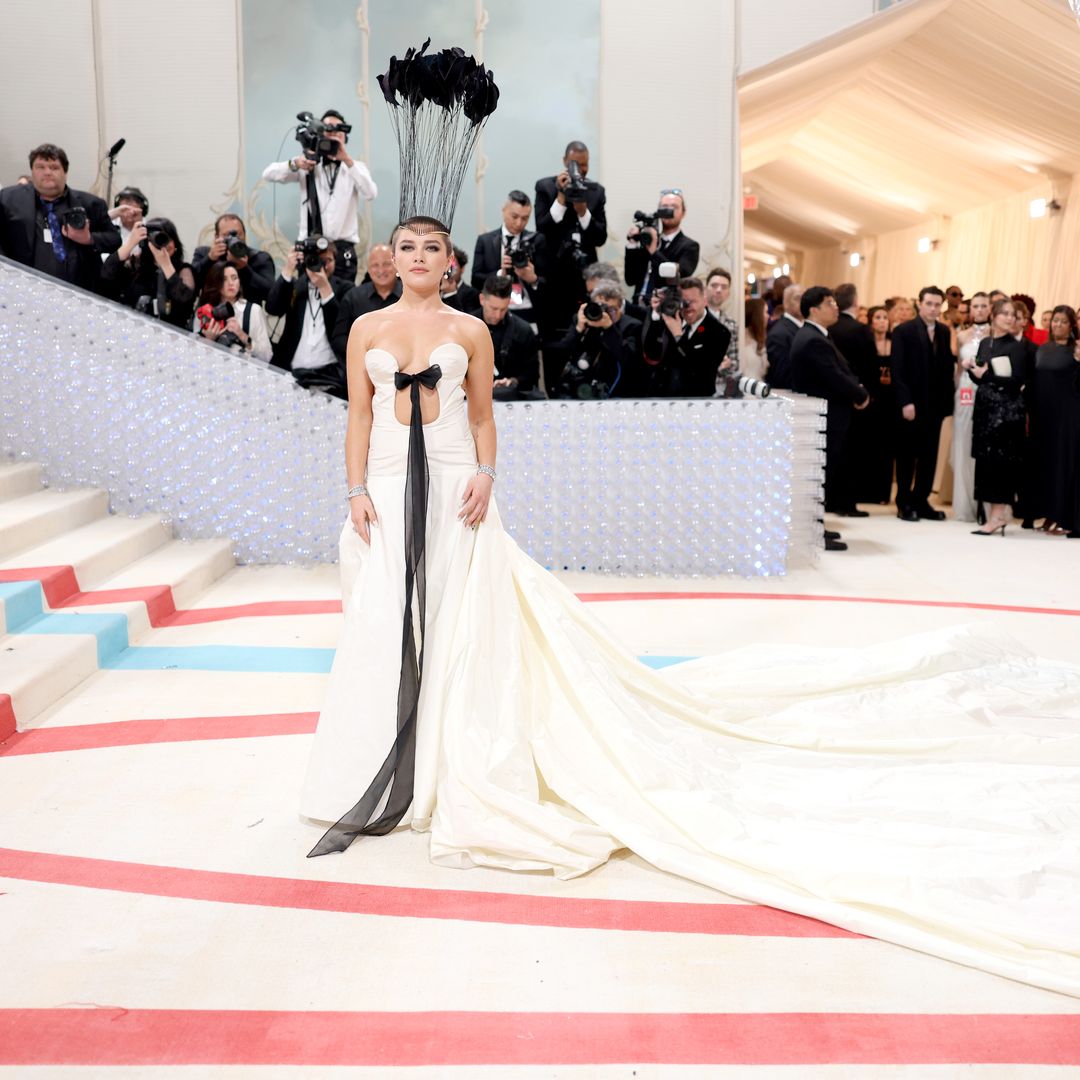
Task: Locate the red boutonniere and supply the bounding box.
[695,324,705,335]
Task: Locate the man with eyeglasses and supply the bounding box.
[262,108,377,286]
[625,189,700,304]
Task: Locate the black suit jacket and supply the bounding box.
[488,312,540,393]
[790,325,869,409]
[624,232,700,300]
[636,310,731,398]
[555,313,642,398]
[534,176,607,257]
[765,315,801,389]
[471,228,547,288]
[442,282,482,316]
[830,312,880,393]
[329,279,401,362]
[267,273,352,370]
[890,317,954,419]
[0,183,119,293]
[190,247,277,305]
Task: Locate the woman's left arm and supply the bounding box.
[461,321,497,528]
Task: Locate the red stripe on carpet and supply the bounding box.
[0,847,855,938]
[158,599,342,625]
[0,1009,1075,1066]
[59,584,176,624]
[576,590,1080,617]
[0,713,318,756]
[0,565,79,608]
[0,694,15,742]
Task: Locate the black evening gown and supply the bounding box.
[971,336,1029,507]
[1032,341,1080,531]
[854,348,897,503]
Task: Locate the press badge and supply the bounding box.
[43,228,52,244]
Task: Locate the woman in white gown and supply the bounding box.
[952,292,992,522]
[299,216,1080,1000]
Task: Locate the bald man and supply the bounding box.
[332,243,402,361]
[765,283,805,389]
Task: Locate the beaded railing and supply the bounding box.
[0,258,825,574]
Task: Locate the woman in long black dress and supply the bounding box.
[1032,305,1080,537]
[961,298,1031,536]
[854,305,896,503]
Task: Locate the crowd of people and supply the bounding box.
[2,130,1077,542]
[758,278,1080,546]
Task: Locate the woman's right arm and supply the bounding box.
[345,317,378,543]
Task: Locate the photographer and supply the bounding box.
[332,244,401,362]
[534,141,607,331]
[705,266,741,379]
[635,276,731,398]
[101,216,196,328]
[194,262,273,362]
[190,214,276,305]
[0,143,119,294]
[471,190,546,327]
[625,190,700,303]
[553,281,641,400]
[479,274,540,401]
[262,109,377,285]
[107,186,149,250]
[266,235,351,397]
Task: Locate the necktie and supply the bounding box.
[309,363,443,856]
[41,200,67,263]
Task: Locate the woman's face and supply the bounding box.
[969,296,990,324]
[1014,310,1028,333]
[890,302,914,327]
[393,228,450,291]
[1050,311,1074,343]
[993,304,1016,334]
[221,267,240,301]
[871,309,889,334]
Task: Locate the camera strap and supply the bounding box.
[241,300,253,337]
[304,170,324,238]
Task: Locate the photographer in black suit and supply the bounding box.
[635,276,731,398]
[332,243,401,362]
[890,285,954,521]
[471,190,546,328]
[625,189,699,303]
[0,143,119,294]
[534,141,607,331]
[190,214,276,305]
[553,281,642,400]
[479,274,540,401]
[789,287,870,550]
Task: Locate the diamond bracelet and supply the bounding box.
[476,465,496,482]
[346,484,369,499]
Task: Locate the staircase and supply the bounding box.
[0,462,235,737]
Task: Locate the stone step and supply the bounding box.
[0,488,109,561]
[0,462,43,501]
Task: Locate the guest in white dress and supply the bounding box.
[739,297,768,381]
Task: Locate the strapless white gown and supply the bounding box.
[300,342,1080,998]
[953,330,988,521]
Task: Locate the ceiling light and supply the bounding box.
[849,252,861,268]
[782,263,790,276]
[771,266,782,279]
[1030,198,1048,219]
[917,236,932,254]
[747,273,756,285]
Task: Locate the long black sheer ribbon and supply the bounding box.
[309,364,442,857]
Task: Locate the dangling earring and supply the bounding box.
[444,266,454,280]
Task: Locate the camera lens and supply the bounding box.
[583,301,604,321]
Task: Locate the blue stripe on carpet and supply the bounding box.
[15,610,130,666]
[104,645,337,673]
[0,580,44,634]
[638,655,694,670]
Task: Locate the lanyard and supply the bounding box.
[306,290,323,330]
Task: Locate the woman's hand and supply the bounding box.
[459,473,493,528]
[148,239,173,276]
[350,494,378,544]
[201,319,225,341]
[224,316,249,346]
[118,221,146,261]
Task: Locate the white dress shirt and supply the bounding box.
[291,289,337,371]
[547,199,592,231]
[262,158,377,243]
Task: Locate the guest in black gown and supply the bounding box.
[962,299,1032,536]
[851,305,896,503]
[1032,306,1080,537]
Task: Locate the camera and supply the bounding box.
[224,230,251,261]
[295,235,331,270]
[559,354,614,400]
[210,301,234,323]
[654,261,687,318]
[583,300,613,323]
[197,302,241,350]
[61,207,88,231]
[140,228,172,255]
[295,111,349,164]
[563,159,589,202]
[632,206,675,246]
[505,234,535,270]
[558,235,590,272]
[737,376,771,399]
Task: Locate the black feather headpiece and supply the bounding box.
[377,39,500,230]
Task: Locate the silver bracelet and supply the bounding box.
[476,465,496,482]
[346,484,368,499]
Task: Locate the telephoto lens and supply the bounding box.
[61,207,88,231]
[737,375,771,398]
[583,301,605,322]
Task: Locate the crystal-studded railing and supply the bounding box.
[0,258,825,574]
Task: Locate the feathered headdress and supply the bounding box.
[377,38,500,230]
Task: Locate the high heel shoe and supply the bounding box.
[971,521,1007,537]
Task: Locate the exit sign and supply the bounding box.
[743,194,759,211]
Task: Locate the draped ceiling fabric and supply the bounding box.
[740,0,1080,305]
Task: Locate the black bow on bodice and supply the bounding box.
[308,361,444,858]
[394,364,442,392]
